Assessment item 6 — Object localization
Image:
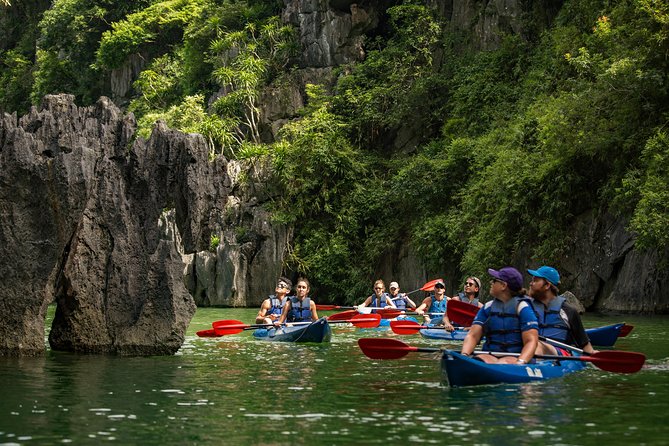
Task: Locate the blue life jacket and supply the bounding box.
[391,294,409,310]
[288,296,312,322]
[456,292,480,307]
[371,293,389,312]
[267,295,287,317]
[531,295,570,342]
[482,296,530,353]
[428,295,447,315]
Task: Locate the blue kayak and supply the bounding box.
[422,323,624,347]
[584,323,624,347]
[252,317,332,343]
[441,351,588,387]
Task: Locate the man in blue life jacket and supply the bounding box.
[460,267,539,364]
[415,279,454,331]
[527,266,597,356]
[255,277,292,324]
[388,281,417,311]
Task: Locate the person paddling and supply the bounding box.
[388,281,416,311]
[275,278,319,325]
[527,266,597,356]
[255,276,292,324]
[415,279,453,331]
[460,267,539,364]
[356,279,396,312]
[451,277,483,308]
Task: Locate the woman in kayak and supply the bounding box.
[356,280,396,312]
[275,277,319,325]
[460,267,539,364]
[450,277,483,308]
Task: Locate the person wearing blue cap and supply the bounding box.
[527,266,597,356]
[460,267,539,364]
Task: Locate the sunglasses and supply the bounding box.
[464,282,476,287]
[434,284,445,289]
[490,278,505,284]
[277,283,289,289]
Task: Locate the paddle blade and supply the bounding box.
[390,320,424,335]
[316,304,341,311]
[196,329,221,338]
[358,338,416,359]
[587,350,646,373]
[420,278,443,292]
[212,319,251,335]
[377,308,402,319]
[211,319,245,329]
[447,299,479,326]
[327,310,359,321]
[619,324,634,337]
[349,313,382,328]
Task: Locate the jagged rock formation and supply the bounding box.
[0,94,226,356]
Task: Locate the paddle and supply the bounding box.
[620,324,634,337]
[446,299,480,326]
[196,328,220,337]
[390,319,454,335]
[210,314,382,336]
[326,310,360,321]
[357,338,646,373]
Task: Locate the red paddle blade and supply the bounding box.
[420,278,443,292]
[349,313,382,328]
[447,299,479,326]
[390,320,424,335]
[358,338,416,359]
[377,308,402,319]
[587,350,646,373]
[619,324,634,337]
[211,319,245,329]
[327,310,359,321]
[196,329,221,338]
[211,319,251,335]
[316,304,341,311]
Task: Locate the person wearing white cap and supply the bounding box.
[388,281,417,311]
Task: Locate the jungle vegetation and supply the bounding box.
[1,0,667,302]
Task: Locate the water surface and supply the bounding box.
[1,308,667,445]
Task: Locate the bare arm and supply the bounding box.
[311,300,319,321]
[255,299,272,324]
[461,325,484,355]
[518,329,539,364]
[357,296,373,308]
[415,297,430,314]
[275,301,292,326]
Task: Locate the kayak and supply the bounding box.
[422,324,625,347]
[361,316,418,330]
[441,351,588,387]
[252,317,332,343]
[584,323,625,347]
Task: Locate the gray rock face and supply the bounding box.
[282,0,378,67]
[0,94,227,356]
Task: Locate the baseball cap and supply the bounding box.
[527,266,560,287]
[389,281,399,289]
[488,267,523,292]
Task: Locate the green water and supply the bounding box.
[1,308,668,445]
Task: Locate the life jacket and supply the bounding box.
[391,294,408,310]
[482,296,531,353]
[371,293,389,312]
[267,295,287,317]
[288,296,312,322]
[428,295,447,315]
[531,295,570,342]
[456,291,480,307]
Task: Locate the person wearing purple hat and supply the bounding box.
[460,267,539,364]
[527,266,597,356]
[415,279,454,331]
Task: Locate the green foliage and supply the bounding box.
[209,234,220,252]
[0,50,33,112]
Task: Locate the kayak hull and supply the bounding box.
[585,323,624,347]
[253,317,332,343]
[441,351,587,387]
[422,324,624,347]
